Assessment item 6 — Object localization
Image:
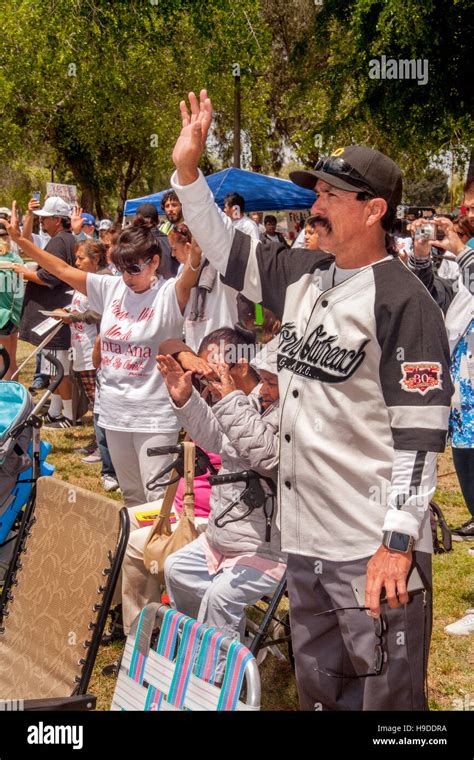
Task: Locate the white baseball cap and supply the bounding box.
[98,219,113,231]
[33,196,71,218]
[0,207,11,218]
[250,336,279,376]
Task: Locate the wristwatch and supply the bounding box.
[382,531,415,554]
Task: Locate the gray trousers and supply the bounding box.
[286,550,432,711]
[164,535,280,642]
[105,429,178,506]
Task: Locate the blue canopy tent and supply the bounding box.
[124,167,316,216]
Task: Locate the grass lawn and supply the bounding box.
[10,340,474,711]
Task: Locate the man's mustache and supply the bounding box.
[312,214,332,232]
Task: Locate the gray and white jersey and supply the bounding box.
[172,170,453,561]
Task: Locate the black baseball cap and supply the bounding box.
[290,145,403,211]
[136,203,159,223]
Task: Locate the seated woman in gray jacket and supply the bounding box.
[157,337,286,648]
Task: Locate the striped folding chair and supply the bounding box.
[111,604,261,711]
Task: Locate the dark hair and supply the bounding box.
[161,191,180,211]
[261,308,281,342]
[234,322,257,342]
[463,178,474,196]
[168,222,192,244]
[305,215,318,230]
[60,217,71,231]
[224,192,245,214]
[453,213,474,238]
[199,327,256,355]
[135,203,158,224]
[393,218,411,237]
[76,239,108,270]
[198,328,259,382]
[355,191,398,255]
[264,215,277,225]
[111,217,161,269]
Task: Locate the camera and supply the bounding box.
[414,223,445,241]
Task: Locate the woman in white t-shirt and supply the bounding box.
[168,223,238,353]
[4,217,203,506]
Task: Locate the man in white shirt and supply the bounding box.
[223,192,259,241]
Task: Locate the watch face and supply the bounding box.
[390,532,410,551]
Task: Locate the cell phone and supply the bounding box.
[351,566,425,607]
[31,191,41,203]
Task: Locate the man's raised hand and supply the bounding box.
[71,206,84,236]
[172,90,213,185]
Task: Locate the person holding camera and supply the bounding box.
[409,205,474,635]
[409,208,474,528]
[168,90,453,711]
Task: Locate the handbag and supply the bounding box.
[143,441,199,583]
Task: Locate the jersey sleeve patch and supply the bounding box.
[399,362,443,396]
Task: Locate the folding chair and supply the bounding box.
[111,604,261,711]
[246,574,294,668]
[0,477,129,710]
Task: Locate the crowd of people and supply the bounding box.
[0,88,473,711]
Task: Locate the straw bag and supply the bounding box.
[143,441,199,583]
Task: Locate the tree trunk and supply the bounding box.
[467,145,474,182]
[93,187,104,220]
[79,186,94,213]
[115,155,143,222]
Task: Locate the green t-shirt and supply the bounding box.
[0,250,25,329]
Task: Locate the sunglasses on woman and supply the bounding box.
[116,258,153,276]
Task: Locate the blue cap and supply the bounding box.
[81,212,96,227]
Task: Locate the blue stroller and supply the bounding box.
[0,345,62,594]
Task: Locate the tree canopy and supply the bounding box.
[0,0,472,216]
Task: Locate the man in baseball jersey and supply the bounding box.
[169,90,453,711]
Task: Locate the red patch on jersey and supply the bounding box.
[400,362,443,395]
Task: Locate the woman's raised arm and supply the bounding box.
[3,209,87,295]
